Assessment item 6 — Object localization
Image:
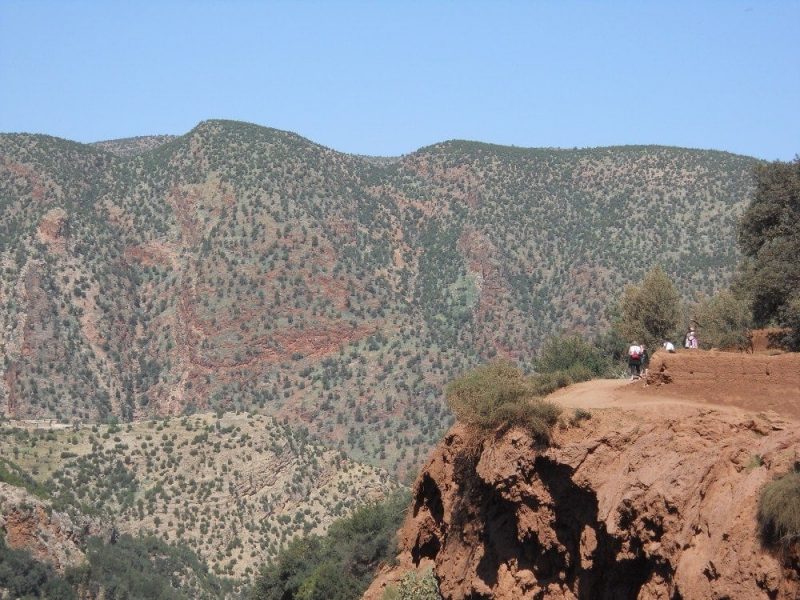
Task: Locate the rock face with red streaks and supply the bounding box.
[0,482,108,572]
[365,405,800,599]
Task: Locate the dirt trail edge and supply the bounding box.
[550,349,800,422]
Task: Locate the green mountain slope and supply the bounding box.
[0,120,758,475]
[1,413,395,582]
[92,135,177,157]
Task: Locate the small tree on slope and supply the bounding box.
[617,266,682,349]
[737,157,800,350]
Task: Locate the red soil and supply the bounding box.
[365,349,800,599]
[641,349,800,419]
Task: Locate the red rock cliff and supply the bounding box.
[366,402,800,599]
[0,482,108,572]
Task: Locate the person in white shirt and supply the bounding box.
[627,342,643,380]
[663,340,676,353]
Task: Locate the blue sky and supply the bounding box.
[1,1,798,159]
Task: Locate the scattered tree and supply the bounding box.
[737,157,800,349]
[692,290,752,350]
[616,266,682,349]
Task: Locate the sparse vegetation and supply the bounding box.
[758,468,800,549]
[0,414,397,581]
[382,567,442,600]
[0,124,758,475]
[446,361,561,442]
[249,489,410,600]
[0,122,770,596]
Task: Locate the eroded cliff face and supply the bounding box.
[0,482,108,571]
[366,404,800,599]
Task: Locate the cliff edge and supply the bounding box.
[366,373,800,599]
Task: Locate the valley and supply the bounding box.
[0,121,758,477]
[0,120,780,598]
[1,411,394,580]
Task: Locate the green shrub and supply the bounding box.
[382,567,442,600]
[528,364,595,397]
[0,458,49,498]
[527,370,568,397]
[493,401,562,444]
[534,334,611,377]
[446,361,529,425]
[65,534,231,599]
[780,295,800,351]
[528,333,614,397]
[693,290,752,350]
[758,470,800,548]
[571,408,592,425]
[446,361,561,441]
[250,489,410,600]
[0,536,75,599]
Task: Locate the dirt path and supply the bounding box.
[547,378,728,411]
[547,377,796,422]
[548,350,800,422]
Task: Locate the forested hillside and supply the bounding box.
[0,120,758,475]
[1,413,394,579]
[92,135,177,157]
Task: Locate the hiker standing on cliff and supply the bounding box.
[685,327,699,349]
[627,341,643,380]
[640,344,649,378]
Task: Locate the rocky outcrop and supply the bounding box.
[36,207,69,253]
[0,482,108,572]
[366,405,800,599]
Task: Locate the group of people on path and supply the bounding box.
[627,326,699,380]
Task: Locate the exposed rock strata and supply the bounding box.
[366,407,800,599]
[0,482,108,571]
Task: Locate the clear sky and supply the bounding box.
[1,1,798,159]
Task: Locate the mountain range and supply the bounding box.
[0,120,758,476]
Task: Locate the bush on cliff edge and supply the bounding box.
[381,568,442,600]
[529,333,619,396]
[445,361,561,443]
[758,469,800,548]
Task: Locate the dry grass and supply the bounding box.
[445,361,561,443]
[758,470,800,548]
